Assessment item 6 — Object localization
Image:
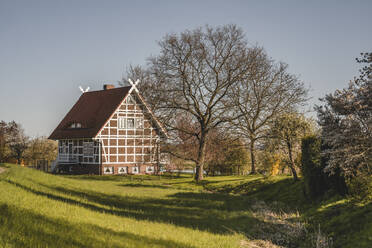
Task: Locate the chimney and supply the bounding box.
[103,84,115,90]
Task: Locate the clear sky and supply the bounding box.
[0,0,371,137]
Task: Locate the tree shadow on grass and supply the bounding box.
[65,174,192,182]
[4,179,256,233]
[45,183,258,234]
[203,177,307,210]
[202,178,250,184]
[118,183,172,189]
[65,175,128,182]
[0,204,196,248]
[3,178,314,247]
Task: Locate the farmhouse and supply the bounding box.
[49,82,168,175]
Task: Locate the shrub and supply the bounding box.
[320,143,348,196]
[301,135,349,199]
[301,135,329,199]
[347,174,372,201]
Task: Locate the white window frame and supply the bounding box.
[69,122,82,128]
[118,167,128,174]
[146,166,154,173]
[135,118,143,129]
[117,117,143,130]
[127,118,135,129]
[83,141,94,157]
[58,141,63,154]
[132,166,139,174]
[118,117,126,129]
[103,166,114,174]
[60,141,67,154]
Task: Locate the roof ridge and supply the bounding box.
[82,85,131,94]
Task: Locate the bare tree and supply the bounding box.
[229,50,308,173]
[129,25,258,181]
[122,65,165,117]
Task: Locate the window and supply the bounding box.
[69,122,82,128]
[118,117,126,129]
[104,167,113,174]
[93,145,99,154]
[59,141,67,154]
[146,166,154,173]
[83,142,94,157]
[118,167,128,174]
[127,118,135,129]
[132,166,139,174]
[135,118,143,129]
[118,117,142,129]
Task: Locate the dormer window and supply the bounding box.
[70,122,82,128]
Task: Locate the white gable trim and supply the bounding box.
[93,88,167,139]
[132,91,168,138]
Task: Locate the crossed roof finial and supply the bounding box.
[79,86,90,93]
[128,78,140,94]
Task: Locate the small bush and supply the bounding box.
[301,135,329,199]
[348,174,372,201]
[301,135,349,199]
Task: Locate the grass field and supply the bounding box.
[0,163,371,247]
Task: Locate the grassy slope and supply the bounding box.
[0,164,247,248]
[201,175,372,247]
[0,164,371,247]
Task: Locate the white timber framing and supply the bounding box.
[57,80,167,168]
[57,138,100,164]
[94,88,162,165]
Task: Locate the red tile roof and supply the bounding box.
[49,87,131,140]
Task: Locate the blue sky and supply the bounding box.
[0,0,371,137]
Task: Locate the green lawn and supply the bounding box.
[0,164,371,247]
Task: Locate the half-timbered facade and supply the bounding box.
[49,83,168,175]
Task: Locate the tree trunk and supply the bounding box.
[195,164,204,181]
[194,132,207,182]
[249,139,256,174]
[16,151,21,165]
[287,141,298,181]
